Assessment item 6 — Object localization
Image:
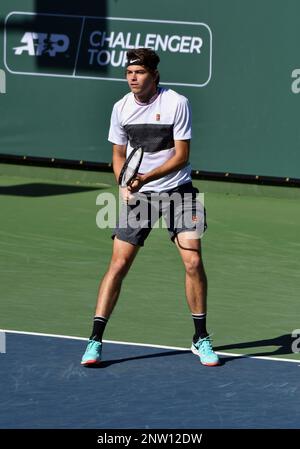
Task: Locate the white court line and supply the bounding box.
[2,328,300,364]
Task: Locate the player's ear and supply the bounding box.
[153,70,160,85]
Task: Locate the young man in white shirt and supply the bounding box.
[81,48,220,367]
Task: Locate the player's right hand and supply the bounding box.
[120,186,134,202]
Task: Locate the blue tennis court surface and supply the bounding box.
[0,332,299,429]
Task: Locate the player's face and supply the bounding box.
[126,65,157,100]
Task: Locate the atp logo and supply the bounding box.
[13,32,70,56]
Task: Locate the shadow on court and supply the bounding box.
[85,349,192,368]
[85,350,236,368]
[0,183,104,197]
[215,334,296,358]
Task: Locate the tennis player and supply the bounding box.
[81,48,220,367]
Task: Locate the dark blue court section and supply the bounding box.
[0,333,299,429]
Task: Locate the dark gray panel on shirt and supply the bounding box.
[124,124,174,153]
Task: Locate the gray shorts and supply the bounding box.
[112,182,207,247]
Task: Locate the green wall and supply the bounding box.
[1,0,300,178]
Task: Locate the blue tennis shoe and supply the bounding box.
[191,335,220,366]
[81,339,102,366]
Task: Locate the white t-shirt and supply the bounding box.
[108,87,192,192]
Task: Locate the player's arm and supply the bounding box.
[128,140,190,191]
[143,139,190,183]
[112,144,127,183]
[112,144,134,201]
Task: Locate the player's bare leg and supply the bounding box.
[81,237,139,365]
[175,232,207,315]
[175,231,220,366]
[95,237,140,317]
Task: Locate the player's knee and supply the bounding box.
[184,255,204,276]
[109,257,131,279]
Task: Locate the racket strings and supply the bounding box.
[121,147,143,186]
[123,165,136,184]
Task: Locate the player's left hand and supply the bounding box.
[128,175,145,193]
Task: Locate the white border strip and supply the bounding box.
[2,329,300,364]
[4,11,212,88]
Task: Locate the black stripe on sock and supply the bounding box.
[90,316,108,342]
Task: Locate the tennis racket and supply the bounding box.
[118,146,144,187]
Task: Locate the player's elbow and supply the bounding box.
[174,141,190,166]
[175,154,189,169]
